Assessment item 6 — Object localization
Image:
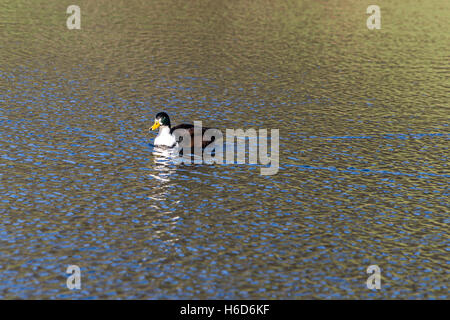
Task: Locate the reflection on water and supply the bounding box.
[149,146,179,206]
[151,146,179,182]
[0,0,448,299]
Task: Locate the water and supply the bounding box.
[0,0,448,299]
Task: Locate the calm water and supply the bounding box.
[0,0,448,299]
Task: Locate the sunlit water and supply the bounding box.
[0,0,448,299]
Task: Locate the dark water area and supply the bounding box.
[0,0,448,299]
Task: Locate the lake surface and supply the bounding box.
[0,0,448,299]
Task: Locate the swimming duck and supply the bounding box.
[149,112,216,148]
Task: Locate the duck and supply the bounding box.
[149,112,216,148]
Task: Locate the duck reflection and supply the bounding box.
[142,145,183,246]
[150,145,179,180]
[147,145,180,207]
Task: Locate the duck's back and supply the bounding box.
[170,123,195,134]
[170,124,216,148]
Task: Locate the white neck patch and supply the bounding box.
[154,126,176,147]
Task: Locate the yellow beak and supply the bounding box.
[150,120,160,131]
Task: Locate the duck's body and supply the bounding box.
[154,126,177,147]
[150,112,216,149]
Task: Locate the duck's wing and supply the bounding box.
[170,124,216,148]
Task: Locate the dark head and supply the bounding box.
[150,112,171,130]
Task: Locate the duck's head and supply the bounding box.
[150,112,171,131]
